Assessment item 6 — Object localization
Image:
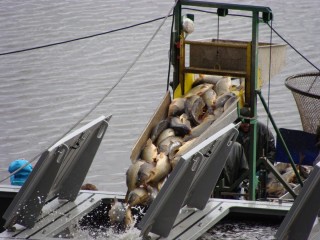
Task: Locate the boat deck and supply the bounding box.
[0,190,291,240]
[0,191,124,239]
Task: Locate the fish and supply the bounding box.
[168,98,186,117]
[158,136,184,155]
[282,168,296,183]
[299,165,313,179]
[108,197,133,230]
[150,119,170,143]
[266,179,286,198]
[169,138,197,169]
[170,115,192,136]
[157,178,166,191]
[169,138,198,169]
[170,155,181,170]
[183,115,216,141]
[137,161,156,186]
[168,140,183,160]
[145,185,159,205]
[127,187,150,207]
[184,83,213,98]
[274,162,291,174]
[146,152,172,185]
[213,107,224,119]
[214,92,234,109]
[81,183,98,191]
[156,128,175,146]
[223,95,238,111]
[192,75,222,88]
[185,95,206,125]
[215,77,231,96]
[201,88,217,114]
[126,160,145,193]
[141,138,157,163]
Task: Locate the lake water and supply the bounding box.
[0,0,319,238]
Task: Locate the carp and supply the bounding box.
[169,138,198,169]
[127,187,150,207]
[108,197,133,230]
[266,179,286,198]
[215,92,234,109]
[146,152,172,185]
[299,165,313,179]
[185,95,206,125]
[168,97,186,117]
[156,128,175,146]
[171,155,181,170]
[150,119,170,143]
[137,161,155,186]
[145,185,159,204]
[170,114,192,136]
[282,168,297,183]
[274,163,291,174]
[158,136,184,155]
[192,74,223,87]
[168,140,183,160]
[126,160,144,193]
[183,115,216,141]
[215,77,231,96]
[184,83,213,98]
[141,138,157,163]
[81,183,98,191]
[201,88,217,114]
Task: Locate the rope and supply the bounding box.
[0,1,178,185]
[0,16,168,56]
[266,23,320,72]
[1,7,318,74]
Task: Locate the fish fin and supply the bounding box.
[124,191,129,203]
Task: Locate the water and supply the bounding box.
[200,219,279,240]
[0,0,319,238]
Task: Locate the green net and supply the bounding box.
[285,72,320,134]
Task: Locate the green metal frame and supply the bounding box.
[172,1,273,200]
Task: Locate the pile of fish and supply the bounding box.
[108,75,240,229]
[266,163,313,198]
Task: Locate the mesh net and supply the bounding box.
[285,72,320,134]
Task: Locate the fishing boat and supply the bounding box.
[1,1,320,239]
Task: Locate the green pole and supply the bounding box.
[248,11,260,200]
[172,1,181,92]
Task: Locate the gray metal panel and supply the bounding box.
[183,126,238,209]
[13,192,94,239]
[2,115,111,229]
[166,201,224,240]
[138,123,238,238]
[138,154,200,238]
[275,160,320,240]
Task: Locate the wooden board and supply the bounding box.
[130,92,171,162]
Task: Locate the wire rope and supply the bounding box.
[0,16,168,56]
[0,1,178,184]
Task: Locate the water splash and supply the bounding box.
[68,220,143,240]
[200,219,279,240]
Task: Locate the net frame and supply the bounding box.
[285,72,320,134]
